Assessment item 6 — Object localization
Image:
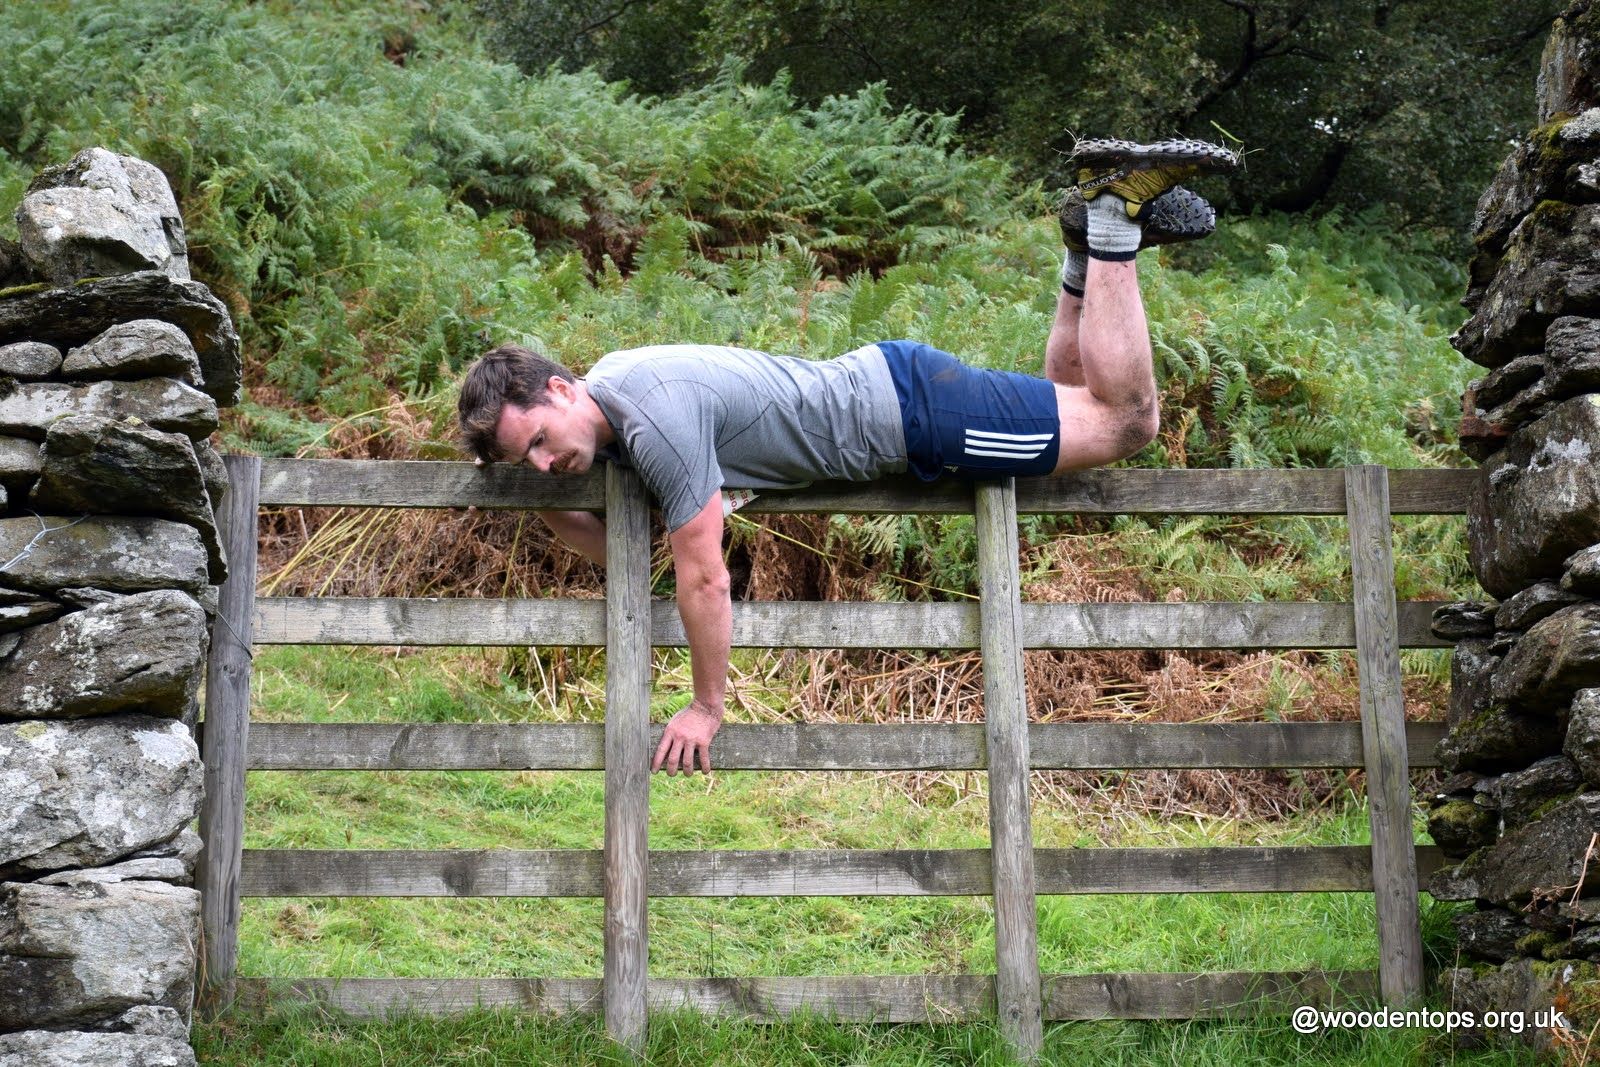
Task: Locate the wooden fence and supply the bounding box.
[195,459,1472,1060]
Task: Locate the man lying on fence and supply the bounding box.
[457,138,1238,775]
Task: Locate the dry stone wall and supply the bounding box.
[1429,1,1600,1054]
[0,148,240,1067]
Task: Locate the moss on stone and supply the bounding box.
[1523,789,1583,826]
[1528,199,1580,232]
[1533,113,1576,156]
[1442,702,1562,771]
[1542,939,1576,961]
[1531,959,1600,982]
[1548,958,1600,1026]
[1428,796,1498,853]
[0,282,50,301]
[1532,958,1600,1028]
[1434,797,1496,831]
[1517,930,1561,957]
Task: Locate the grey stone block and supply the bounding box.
[0,378,216,442]
[1469,396,1600,597]
[0,1030,196,1067]
[0,341,61,380]
[0,516,208,595]
[16,148,188,285]
[0,590,207,720]
[0,716,201,877]
[32,416,224,582]
[0,879,200,1031]
[61,320,202,386]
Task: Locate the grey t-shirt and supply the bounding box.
[585,344,907,530]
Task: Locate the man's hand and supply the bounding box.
[652,698,724,775]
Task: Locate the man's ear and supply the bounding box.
[545,376,576,405]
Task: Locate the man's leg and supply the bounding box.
[1050,195,1159,473]
[1044,258,1085,387]
[1046,138,1236,473]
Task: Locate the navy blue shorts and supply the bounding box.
[877,340,1060,482]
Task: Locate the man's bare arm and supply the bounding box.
[539,510,607,565]
[653,493,730,775]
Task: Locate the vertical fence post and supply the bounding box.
[197,454,261,1013]
[1344,464,1424,1005]
[604,463,652,1053]
[974,478,1043,1060]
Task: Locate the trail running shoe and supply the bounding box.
[1057,185,1216,253]
[1070,137,1240,214]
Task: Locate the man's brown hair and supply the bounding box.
[457,343,578,463]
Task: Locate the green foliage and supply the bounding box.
[411,55,1017,273]
[0,0,1013,421]
[486,0,1559,234]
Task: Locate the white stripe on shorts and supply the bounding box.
[964,436,1047,454]
[964,445,1046,459]
[964,428,1055,443]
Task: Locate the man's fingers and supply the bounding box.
[650,717,715,776]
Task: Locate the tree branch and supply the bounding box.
[1183,0,1311,119]
[573,0,644,42]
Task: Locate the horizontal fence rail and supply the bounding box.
[252,598,1453,649]
[232,968,1381,1023]
[256,460,1475,515]
[204,459,1467,1054]
[238,846,1448,898]
[234,721,1449,771]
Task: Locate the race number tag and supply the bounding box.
[721,489,759,516]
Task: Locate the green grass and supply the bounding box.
[194,1002,1546,1066]
[193,645,1523,1065]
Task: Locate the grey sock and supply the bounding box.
[1058,248,1087,296]
[1086,194,1140,260]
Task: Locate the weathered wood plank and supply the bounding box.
[233,976,605,1017]
[242,721,1450,772]
[227,970,1373,1023]
[239,846,1448,898]
[1040,968,1380,1021]
[1345,466,1424,1007]
[258,458,606,510]
[602,464,651,1050]
[975,479,1042,1058]
[252,598,1452,649]
[197,455,261,1010]
[1027,722,1449,771]
[231,969,1377,1022]
[1385,468,1479,515]
[255,459,1475,516]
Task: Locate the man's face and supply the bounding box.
[491,380,598,475]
